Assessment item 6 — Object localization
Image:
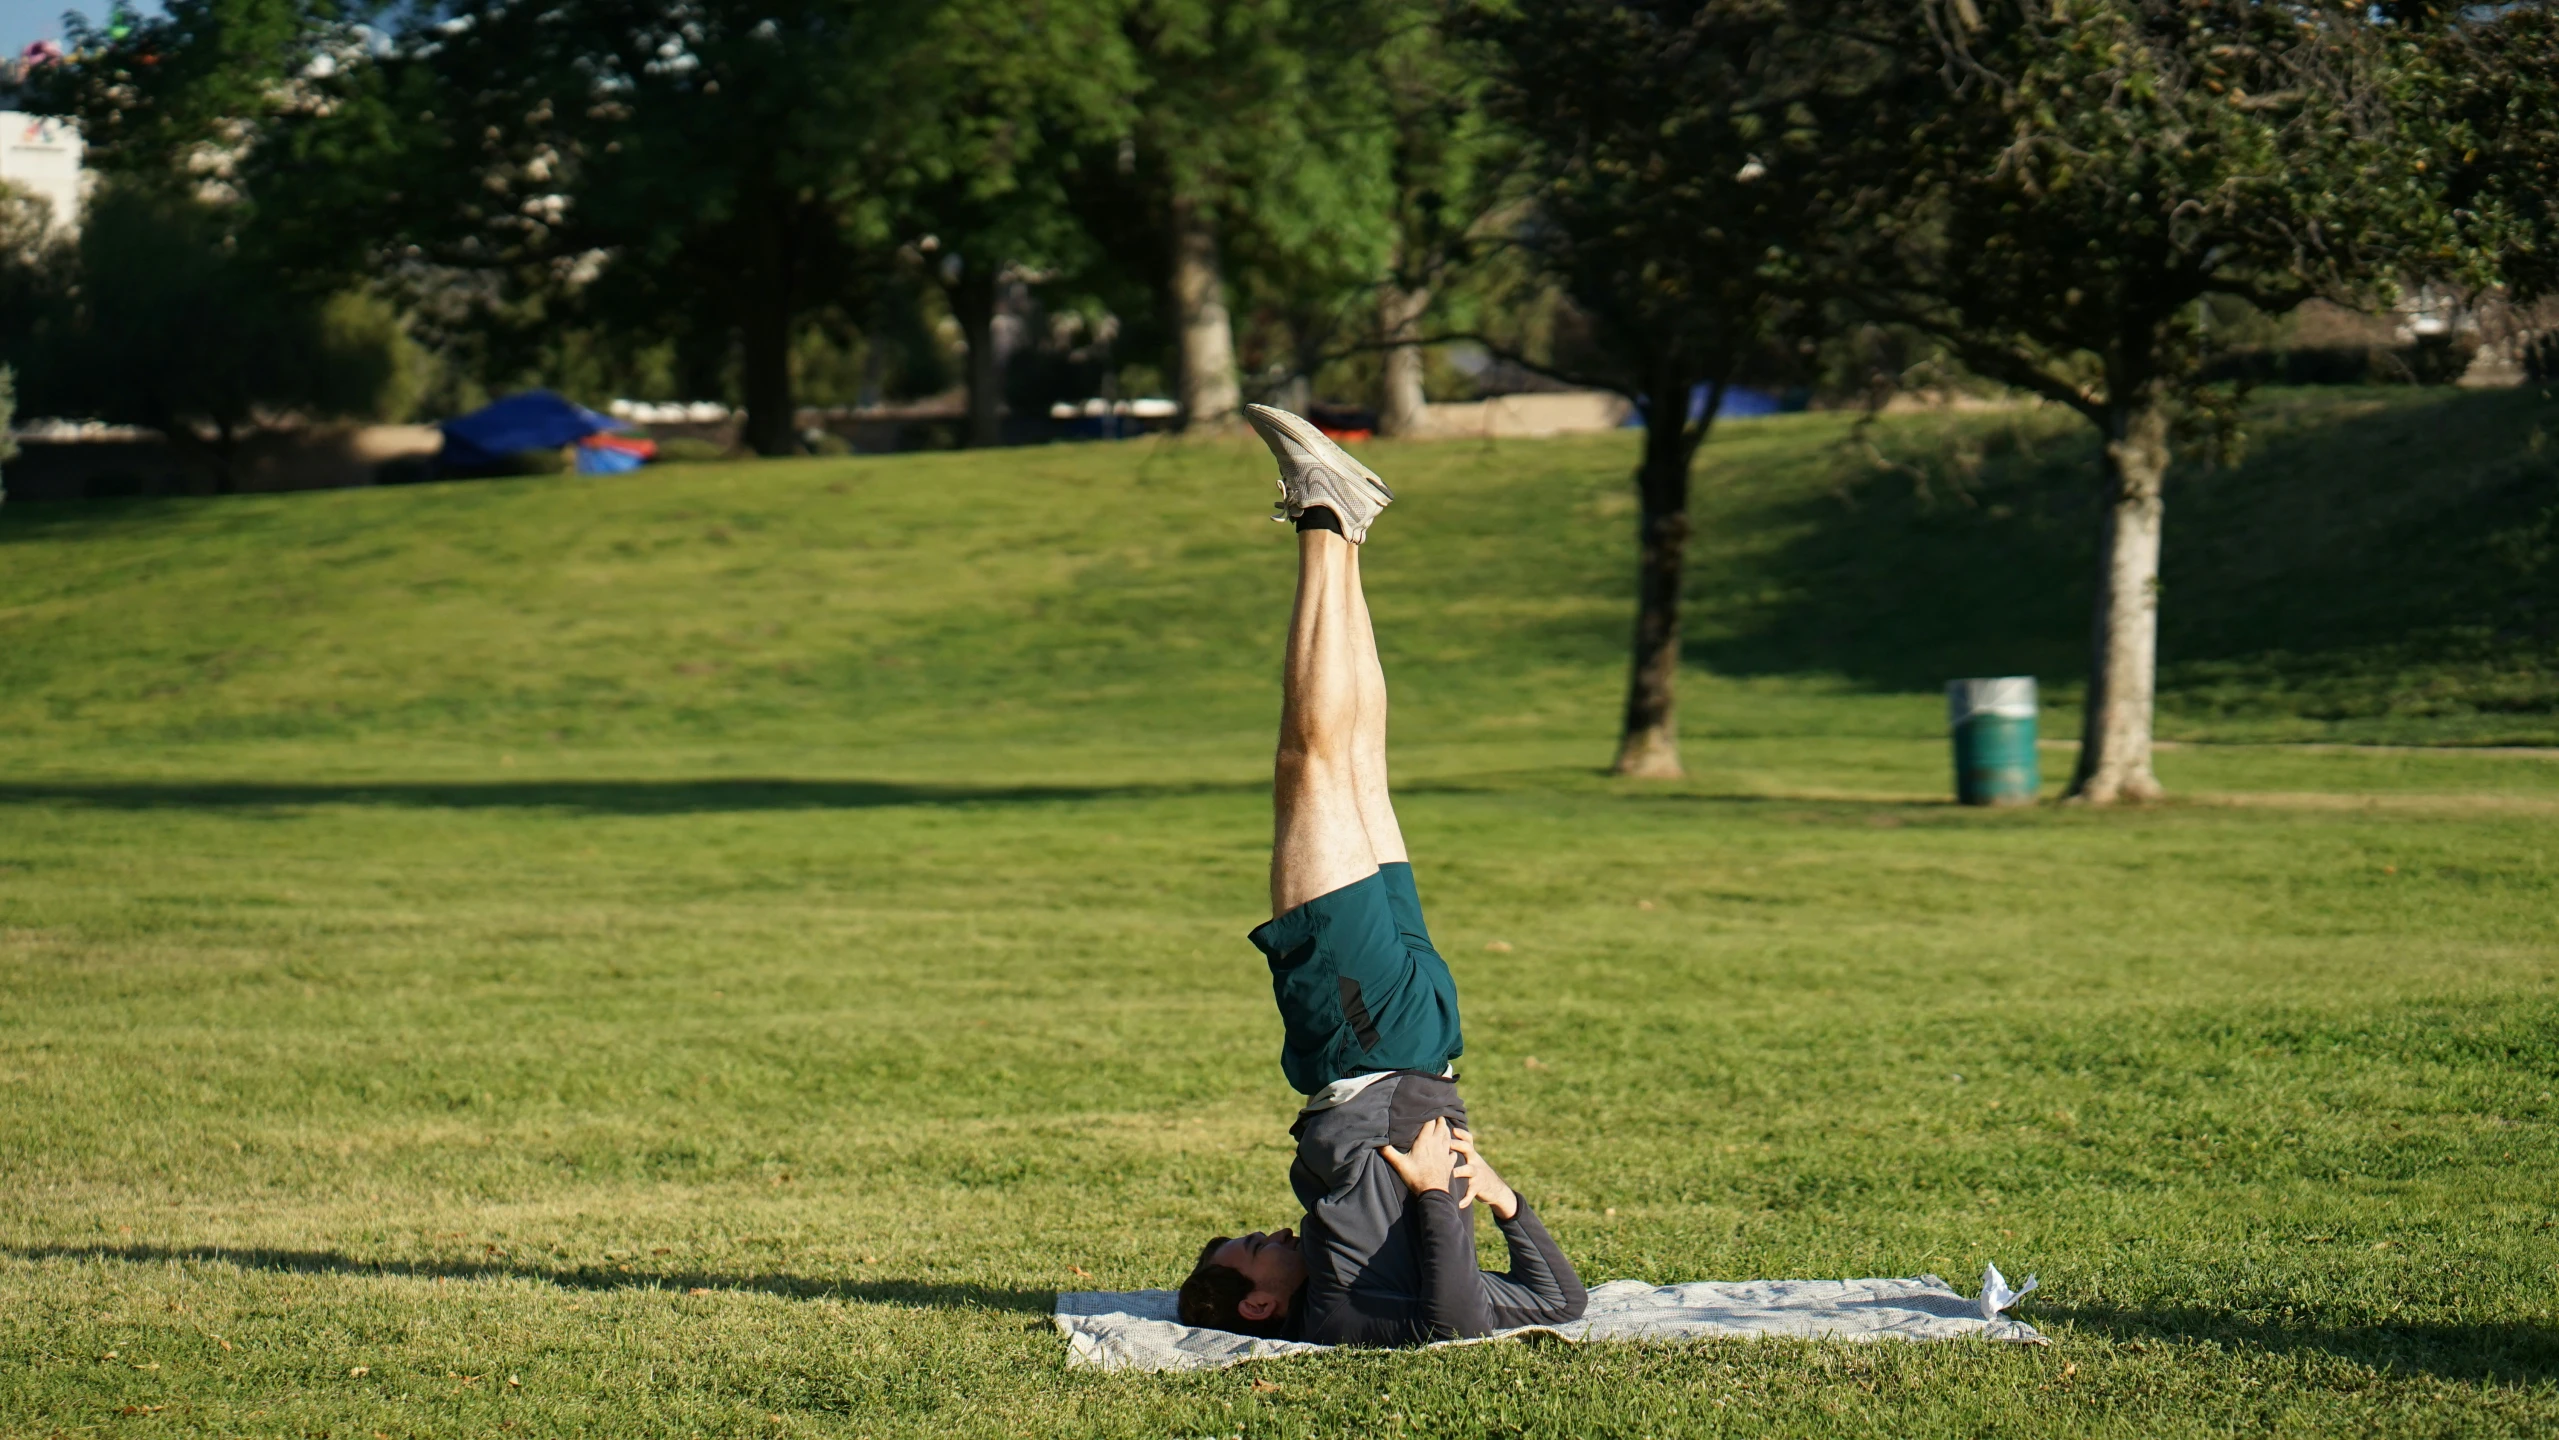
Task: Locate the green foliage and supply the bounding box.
[1462,0,1902,404]
[25,0,343,178]
[1,182,420,458]
[1858,0,2441,417]
[0,420,2554,1436]
[1059,0,1414,390]
[2414,4,2559,299]
[251,0,959,451]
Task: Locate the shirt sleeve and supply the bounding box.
[1411,1188,1490,1340]
[1477,1196,1587,1330]
[1411,1191,1588,1340]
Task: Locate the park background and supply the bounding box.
[5,2,2559,1437]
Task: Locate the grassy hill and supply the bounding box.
[1,390,2555,1439]
[1,384,2553,786]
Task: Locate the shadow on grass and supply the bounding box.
[5,1242,1056,1314]
[2059,1302,2559,1385]
[0,777,1257,816]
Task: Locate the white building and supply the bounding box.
[0,111,84,235]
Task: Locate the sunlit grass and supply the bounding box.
[2,397,2554,1436]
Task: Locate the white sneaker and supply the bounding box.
[1244,404,1394,543]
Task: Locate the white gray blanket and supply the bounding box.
[1055,1267,2045,1371]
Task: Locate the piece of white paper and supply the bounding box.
[1978,1261,2039,1323]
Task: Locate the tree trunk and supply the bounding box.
[1613,377,1715,778]
[2069,396,2171,803]
[738,194,798,457]
[1168,192,1241,432]
[949,261,1003,449]
[1377,281,1430,437]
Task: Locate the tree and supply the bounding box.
[1463,0,1903,776]
[11,2,426,482]
[31,0,337,179]
[1366,3,1508,437]
[1854,0,2436,802]
[903,0,1136,447]
[1093,0,1396,431]
[3,181,417,487]
[347,0,945,455]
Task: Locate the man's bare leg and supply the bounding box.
[1272,527,1382,915]
[1344,544,1408,867]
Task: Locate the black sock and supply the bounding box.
[1295,507,1344,536]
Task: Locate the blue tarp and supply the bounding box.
[575,445,647,476]
[439,390,624,471]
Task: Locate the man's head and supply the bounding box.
[1176,1226,1305,1337]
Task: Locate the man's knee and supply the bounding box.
[1274,743,1352,789]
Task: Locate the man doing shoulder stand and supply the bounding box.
[1176,405,1587,1347]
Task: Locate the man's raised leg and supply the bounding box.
[1271,524,1381,916]
[1344,544,1408,868]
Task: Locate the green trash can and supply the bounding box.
[1947,676,2040,806]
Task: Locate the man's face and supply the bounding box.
[1210,1227,1305,1322]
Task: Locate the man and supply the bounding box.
[1174,404,1587,1347]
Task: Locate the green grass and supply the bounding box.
[2,389,2555,1437]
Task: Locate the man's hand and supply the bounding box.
[1450,1129,1519,1220]
[1379,1116,1461,1196]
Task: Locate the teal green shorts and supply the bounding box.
[1248,861,1464,1094]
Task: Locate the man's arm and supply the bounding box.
[1383,1117,1586,1341]
[1477,1198,1586,1327]
[1451,1130,1585,1328]
[1409,1187,1491,1339]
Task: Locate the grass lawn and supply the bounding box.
[2,389,2555,1436]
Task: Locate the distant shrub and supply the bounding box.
[2524,332,2559,385]
[503,448,570,476]
[653,437,731,464]
[2203,337,2479,387]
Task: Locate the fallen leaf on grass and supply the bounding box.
[1484,941,1513,953]
[348,1366,370,1377]
[1069,1265,1092,1279]
[508,1375,522,1388]
[119,1404,168,1416]
[1523,1057,1547,1071]
[2062,1363,2076,1378]
[1250,1379,1282,1394]
[687,1287,714,1296]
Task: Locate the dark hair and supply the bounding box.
[1176,1236,1289,1338]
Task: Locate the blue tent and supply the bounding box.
[438,391,625,472]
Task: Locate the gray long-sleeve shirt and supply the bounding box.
[1281,1071,1587,1346]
